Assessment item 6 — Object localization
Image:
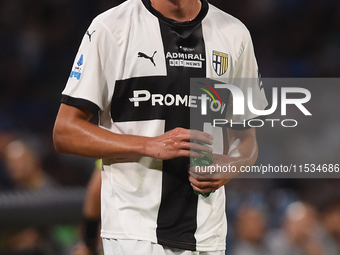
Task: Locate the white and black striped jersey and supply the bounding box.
[61,0,267,251]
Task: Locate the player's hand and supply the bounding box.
[146,127,213,160]
[188,173,230,194]
[188,154,232,194]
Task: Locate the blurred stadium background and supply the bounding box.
[0,0,340,254]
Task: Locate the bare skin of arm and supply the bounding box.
[53,104,213,161]
[189,127,258,194]
[83,168,101,219]
[72,168,101,255]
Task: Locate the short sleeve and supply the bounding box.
[225,32,268,129]
[61,17,118,115]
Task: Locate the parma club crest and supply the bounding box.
[212,50,228,76]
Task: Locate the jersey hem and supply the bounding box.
[159,237,225,252]
[158,238,196,251]
[195,243,226,252]
[100,231,157,244]
[101,231,196,251]
[101,231,225,252]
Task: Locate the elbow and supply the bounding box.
[53,122,68,154]
[53,137,65,154]
[250,142,259,166]
[252,145,259,165]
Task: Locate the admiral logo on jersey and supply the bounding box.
[212,50,228,76]
[69,54,83,80]
[166,52,205,68]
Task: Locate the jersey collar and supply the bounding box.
[141,0,209,27]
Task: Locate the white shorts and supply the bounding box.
[102,239,225,255]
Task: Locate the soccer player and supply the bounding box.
[53,0,267,254]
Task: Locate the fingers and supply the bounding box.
[189,166,219,178]
[188,167,231,193]
[189,176,229,193]
[188,150,204,158]
[189,129,213,145]
[171,143,212,159]
[172,128,213,154]
[189,141,213,153]
[189,176,220,193]
[189,169,220,191]
[167,127,212,144]
[172,140,212,155]
[166,140,211,152]
[150,127,214,160]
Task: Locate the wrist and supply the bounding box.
[141,136,154,158]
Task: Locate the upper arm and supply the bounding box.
[226,127,258,161]
[223,127,257,153]
[53,104,94,151]
[55,103,93,128]
[227,127,257,145]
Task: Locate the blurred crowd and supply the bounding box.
[0,0,340,254]
[226,199,340,255]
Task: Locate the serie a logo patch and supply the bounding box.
[212,50,228,76]
[70,54,83,80]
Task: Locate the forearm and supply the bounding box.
[53,104,213,160]
[53,104,147,159]
[214,130,258,178]
[83,169,101,219]
[224,128,258,169]
[54,123,147,159]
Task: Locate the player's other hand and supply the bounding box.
[146,127,213,160]
[188,154,232,194]
[188,173,230,194]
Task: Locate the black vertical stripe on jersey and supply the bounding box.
[154,18,207,251]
